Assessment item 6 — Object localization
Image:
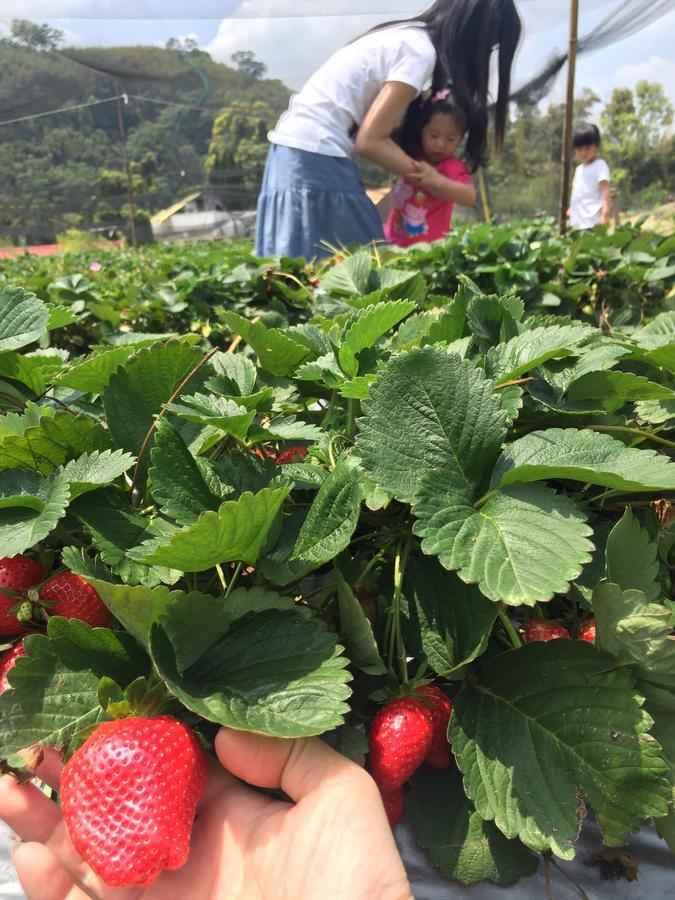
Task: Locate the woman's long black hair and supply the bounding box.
[368,0,521,164]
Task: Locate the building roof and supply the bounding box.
[151,191,202,226]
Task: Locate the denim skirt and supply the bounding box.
[254,144,384,261]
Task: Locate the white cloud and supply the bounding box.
[205,1,424,90]
[612,56,675,103]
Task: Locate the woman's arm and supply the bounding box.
[599,180,611,225]
[354,82,423,178]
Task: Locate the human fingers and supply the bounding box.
[13,841,90,900]
[0,775,61,843]
[214,728,374,805]
[34,746,64,790]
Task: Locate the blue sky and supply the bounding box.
[1,1,674,110]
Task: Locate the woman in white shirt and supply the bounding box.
[255,0,521,260]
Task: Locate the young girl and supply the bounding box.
[384,90,476,247]
[255,0,521,260]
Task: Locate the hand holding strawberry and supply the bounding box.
[0,727,412,900]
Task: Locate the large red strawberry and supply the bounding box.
[39,573,113,628]
[368,697,433,792]
[579,616,596,643]
[0,556,45,635]
[523,620,571,643]
[276,445,308,465]
[416,685,453,769]
[379,786,405,827]
[60,716,207,887]
[0,639,27,693]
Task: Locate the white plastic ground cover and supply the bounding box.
[2,816,672,898]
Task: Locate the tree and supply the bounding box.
[205,101,274,186]
[600,80,673,195]
[231,51,267,80]
[166,36,199,53]
[10,19,63,50]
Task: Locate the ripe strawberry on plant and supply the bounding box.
[579,616,596,643]
[523,619,571,643]
[379,785,405,827]
[0,639,26,693]
[276,445,308,465]
[415,685,453,770]
[0,556,45,635]
[368,697,433,793]
[60,715,207,888]
[39,572,114,629]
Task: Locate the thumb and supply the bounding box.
[214,728,370,804]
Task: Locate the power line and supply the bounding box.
[0,95,122,126]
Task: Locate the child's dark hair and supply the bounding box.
[573,122,601,148]
[400,90,485,171]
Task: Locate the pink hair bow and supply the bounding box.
[430,88,451,104]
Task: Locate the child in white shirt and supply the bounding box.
[568,122,611,229]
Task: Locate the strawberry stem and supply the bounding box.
[389,535,412,686]
[498,607,522,649]
[224,562,243,599]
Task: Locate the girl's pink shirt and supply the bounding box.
[383,156,472,247]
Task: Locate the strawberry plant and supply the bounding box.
[0,224,673,889]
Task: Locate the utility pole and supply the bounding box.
[559,0,580,235]
[114,81,138,249]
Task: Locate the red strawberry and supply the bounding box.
[39,573,113,629]
[523,620,571,643]
[276,445,308,465]
[0,639,26,693]
[415,685,453,770]
[60,716,207,887]
[254,445,276,461]
[368,697,433,792]
[379,786,405,827]
[0,556,45,635]
[579,616,596,643]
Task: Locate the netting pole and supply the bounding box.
[114,81,138,249]
[558,0,579,235]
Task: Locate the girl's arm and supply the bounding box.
[415,161,476,206]
[599,180,611,225]
[354,82,424,179]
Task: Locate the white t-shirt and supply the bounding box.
[269,23,436,158]
[569,157,610,229]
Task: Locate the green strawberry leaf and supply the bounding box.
[451,641,670,858]
[86,579,177,649]
[593,583,675,676]
[0,414,108,475]
[338,300,415,377]
[0,287,49,352]
[0,469,70,556]
[150,608,351,737]
[357,347,507,504]
[401,554,498,676]
[484,323,592,383]
[408,767,539,886]
[604,508,660,600]
[60,449,136,499]
[0,619,146,761]
[164,393,255,442]
[221,312,309,376]
[291,457,364,565]
[491,428,675,493]
[131,486,290,570]
[414,481,592,606]
[55,344,139,394]
[0,352,64,395]
[103,339,204,481]
[567,370,675,403]
[149,418,220,525]
[334,564,385,675]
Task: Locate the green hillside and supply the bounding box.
[0,40,291,243]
